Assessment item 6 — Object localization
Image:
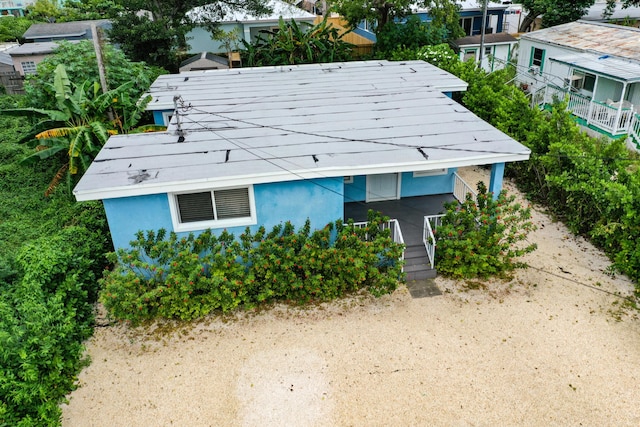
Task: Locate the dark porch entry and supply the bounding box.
[344,194,456,284]
[344,194,455,246]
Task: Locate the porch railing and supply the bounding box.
[630,113,640,149]
[423,214,444,269]
[352,219,405,269]
[545,84,635,135]
[453,172,478,204]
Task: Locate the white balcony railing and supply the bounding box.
[545,85,635,136]
[352,219,405,269]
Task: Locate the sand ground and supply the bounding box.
[61,167,640,426]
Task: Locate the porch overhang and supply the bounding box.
[550,53,640,83]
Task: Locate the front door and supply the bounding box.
[366,173,400,202]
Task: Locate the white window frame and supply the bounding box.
[21,61,37,74]
[168,185,257,232]
[343,176,354,184]
[413,168,448,177]
[162,111,174,126]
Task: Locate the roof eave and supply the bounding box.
[73,152,530,201]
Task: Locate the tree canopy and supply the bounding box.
[106,0,271,72]
[0,16,32,43]
[23,40,165,111]
[519,0,640,32]
[332,0,462,36]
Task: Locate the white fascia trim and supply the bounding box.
[74,152,530,201]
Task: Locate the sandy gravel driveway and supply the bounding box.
[61,168,640,426]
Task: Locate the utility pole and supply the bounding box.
[478,0,488,69]
[91,22,114,122]
[91,22,109,95]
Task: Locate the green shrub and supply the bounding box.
[434,182,537,279]
[101,212,404,323]
[0,225,109,426]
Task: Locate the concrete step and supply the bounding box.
[406,268,437,281]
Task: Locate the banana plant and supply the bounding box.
[2,64,164,195]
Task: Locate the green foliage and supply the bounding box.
[242,18,355,67]
[408,42,640,291]
[26,0,62,22]
[108,0,271,71]
[101,212,404,323]
[60,0,123,21]
[434,182,537,279]
[5,64,159,195]
[23,40,165,111]
[0,100,111,425]
[333,0,462,37]
[0,16,31,43]
[518,0,595,31]
[376,16,448,57]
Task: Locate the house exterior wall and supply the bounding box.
[518,38,578,91]
[187,23,242,54]
[103,177,344,250]
[459,42,515,72]
[11,53,48,76]
[344,170,456,203]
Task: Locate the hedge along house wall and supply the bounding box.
[102,177,344,251]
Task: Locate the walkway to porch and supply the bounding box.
[344,194,456,246]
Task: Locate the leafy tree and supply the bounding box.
[376,15,449,56]
[0,16,32,43]
[24,40,165,111]
[332,0,462,37]
[59,0,123,21]
[242,17,354,66]
[4,65,160,195]
[108,0,271,71]
[25,0,62,22]
[519,0,595,31]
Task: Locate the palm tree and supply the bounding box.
[3,64,163,195]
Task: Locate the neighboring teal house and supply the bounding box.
[74,60,530,278]
[185,0,316,55]
[517,21,640,146]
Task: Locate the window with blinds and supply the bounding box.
[174,187,253,225]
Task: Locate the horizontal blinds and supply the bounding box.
[177,192,214,223]
[214,188,250,219]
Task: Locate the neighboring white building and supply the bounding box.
[517,20,640,144]
[451,32,518,72]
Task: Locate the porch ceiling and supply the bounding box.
[551,53,640,83]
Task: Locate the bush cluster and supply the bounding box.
[434,182,537,278]
[0,225,109,426]
[101,212,405,323]
[406,44,640,292]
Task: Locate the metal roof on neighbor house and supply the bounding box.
[520,20,640,63]
[74,60,530,201]
[22,19,111,40]
[551,52,640,82]
[453,32,518,48]
[8,40,80,56]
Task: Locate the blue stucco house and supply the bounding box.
[74,60,530,278]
